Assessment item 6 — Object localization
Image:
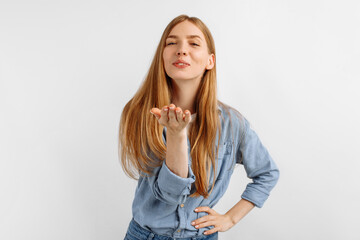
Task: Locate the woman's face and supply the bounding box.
[162,20,214,83]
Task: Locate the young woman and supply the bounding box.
[119,14,279,240]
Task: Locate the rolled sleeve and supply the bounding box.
[158,160,196,195]
[237,117,280,208]
[144,127,197,205]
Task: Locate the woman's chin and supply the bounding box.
[168,74,198,82]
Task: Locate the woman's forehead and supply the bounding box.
[167,21,205,40]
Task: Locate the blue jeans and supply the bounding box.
[124,218,218,240]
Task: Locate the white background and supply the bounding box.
[1,0,359,239]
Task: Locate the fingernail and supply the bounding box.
[164,108,168,111]
[191,221,195,225]
[194,208,198,212]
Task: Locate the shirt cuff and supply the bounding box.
[158,160,196,195]
[241,185,269,208]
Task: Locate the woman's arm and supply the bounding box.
[237,117,280,208]
[166,128,189,178]
[151,103,192,178]
[191,114,279,234]
[133,103,194,206]
[225,198,255,225]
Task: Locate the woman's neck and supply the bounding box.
[171,78,200,114]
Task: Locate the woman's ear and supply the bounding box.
[205,54,215,70]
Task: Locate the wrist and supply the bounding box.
[225,212,238,225]
[166,129,187,139]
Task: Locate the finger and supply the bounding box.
[168,104,176,122]
[184,110,191,123]
[194,206,211,213]
[194,206,217,219]
[175,107,183,121]
[192,215,213,226]
[150,108,161,119]
[194,220,216,230]
[160,106,169,122]
[204,227,219,235]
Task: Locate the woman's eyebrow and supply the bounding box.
[167,35,202,40]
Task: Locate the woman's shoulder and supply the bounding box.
[217,100,247,137]
[218,101,245,123]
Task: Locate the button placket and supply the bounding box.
[175,202,186,237]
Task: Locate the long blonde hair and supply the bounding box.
[119,14,225,198]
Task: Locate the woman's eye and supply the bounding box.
[167,42,176,45]
[191,43,199,46]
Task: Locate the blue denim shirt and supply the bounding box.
[131,104,279,238]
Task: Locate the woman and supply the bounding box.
[119,14,279,240]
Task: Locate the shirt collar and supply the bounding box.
[217,103,223,114]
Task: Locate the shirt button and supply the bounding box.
[177,229,181,232]
[180,204,184,208]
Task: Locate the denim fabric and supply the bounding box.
[130,103,280,238]
[125,218,218,240]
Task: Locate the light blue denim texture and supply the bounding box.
[130,104,280,238]
[125,217,218,240]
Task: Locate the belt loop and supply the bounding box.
[147,232,155,240]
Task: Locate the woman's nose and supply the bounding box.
[176,47,187,56]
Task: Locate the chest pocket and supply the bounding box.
[211,141,233,182]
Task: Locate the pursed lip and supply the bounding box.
[172,59,190,66]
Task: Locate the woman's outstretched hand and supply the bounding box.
[191,206,235,235]
[150,103,192,136]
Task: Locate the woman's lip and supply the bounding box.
[173,63,190,68]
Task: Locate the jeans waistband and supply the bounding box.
[127,218,218,240]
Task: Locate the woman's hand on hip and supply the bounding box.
[191,206,235,235]
[150,103,192,135]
